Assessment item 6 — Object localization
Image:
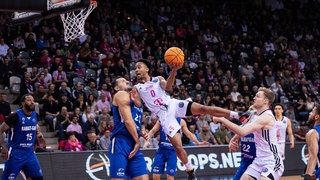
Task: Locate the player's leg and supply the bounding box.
[22,153,43,179]
[165,149,178,180]
[127,150,149,180]
[109,138,129,180]
[190,102,232,117]
[167,132,188,166]
[2,160,23,179]
[152,149,166,180]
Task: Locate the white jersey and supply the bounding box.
[244,109,283,179]
[135,77,171,114]
[253,110,282,171]
[135,77,190,137]
[275,116,288,143]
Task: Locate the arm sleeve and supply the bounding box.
[5,113,19,127]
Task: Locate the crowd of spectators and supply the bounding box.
[0,0,320,150]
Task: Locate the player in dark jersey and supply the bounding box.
[0,94,43,180]
[108,77,148,180]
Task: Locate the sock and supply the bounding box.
[230,111,239,119]
[185,162,193,171]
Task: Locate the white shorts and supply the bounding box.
[244,158,284,180]
[156,98,189,137]
[278,142,285,160]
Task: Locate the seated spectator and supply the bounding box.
[72,82,86,103]
[58,82,71,99]
[82,114,100,143]
[84,81,99,100]
[73,93,86,112]
[199,124,217,145]
[85,131,102,150]
[56,106,71,140]
[209,121,221,134]
[66,115,84,143]
[64,132,88,151]
[96,107,111,125]
[52,65,68,88]
[99,130,111,150]
[0,93,11,118]
[43,94,59,132]
[98,120,108,136]
[95,93,111,114]
[58,93,73,114]
[196,114,209,132]
[214,124,230,145]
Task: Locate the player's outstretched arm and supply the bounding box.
[145,120,160,141]
[115,91,140,159]
[181,119,209,146]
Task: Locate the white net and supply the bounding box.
[60,1,97,42]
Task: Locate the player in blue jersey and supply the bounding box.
[304,104,320,180]
[229,106,257,180]
[108,77,148,180]
[0,94,43,180]
[147,118,209,180]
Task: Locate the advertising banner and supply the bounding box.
[0,143,307,179]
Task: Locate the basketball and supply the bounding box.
[164,47,185,65]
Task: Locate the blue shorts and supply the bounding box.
[2,148,43,179]
[108,136,148,178]
[151,147,177,176]
[233,159,254,180]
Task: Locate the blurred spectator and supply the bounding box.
[98,120,107,136]
[199,124,217,145]
[85,131,102,150]
[56,106,71,140]
[66,115,84,142]
[43,94,59,132]
[64,132,88,151]
[52,65,68,88]
[82,114,100,141]
[86,94,97,114]
[214,124,230,145]
[96,93,111,114]
[99,129,111,150]
[0,93,11,119]
[0,38,9,58]
[84,81,99,100]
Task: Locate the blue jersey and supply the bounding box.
[109,100,147,179]
[110,100,143,141]
[8,109,37,149]
[158,118,181,150]
[240,133,256,161]
[2,109,43,179]
[233,133,256,180]
[313,125,320,178]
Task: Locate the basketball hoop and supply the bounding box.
[60,0,97,42]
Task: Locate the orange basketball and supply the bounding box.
[164,47,184,65]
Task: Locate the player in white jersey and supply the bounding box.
[274,103,294,160]
[134,59,242,180]
[213,87,284,180]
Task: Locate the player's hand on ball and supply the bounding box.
[168,62,183,71]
